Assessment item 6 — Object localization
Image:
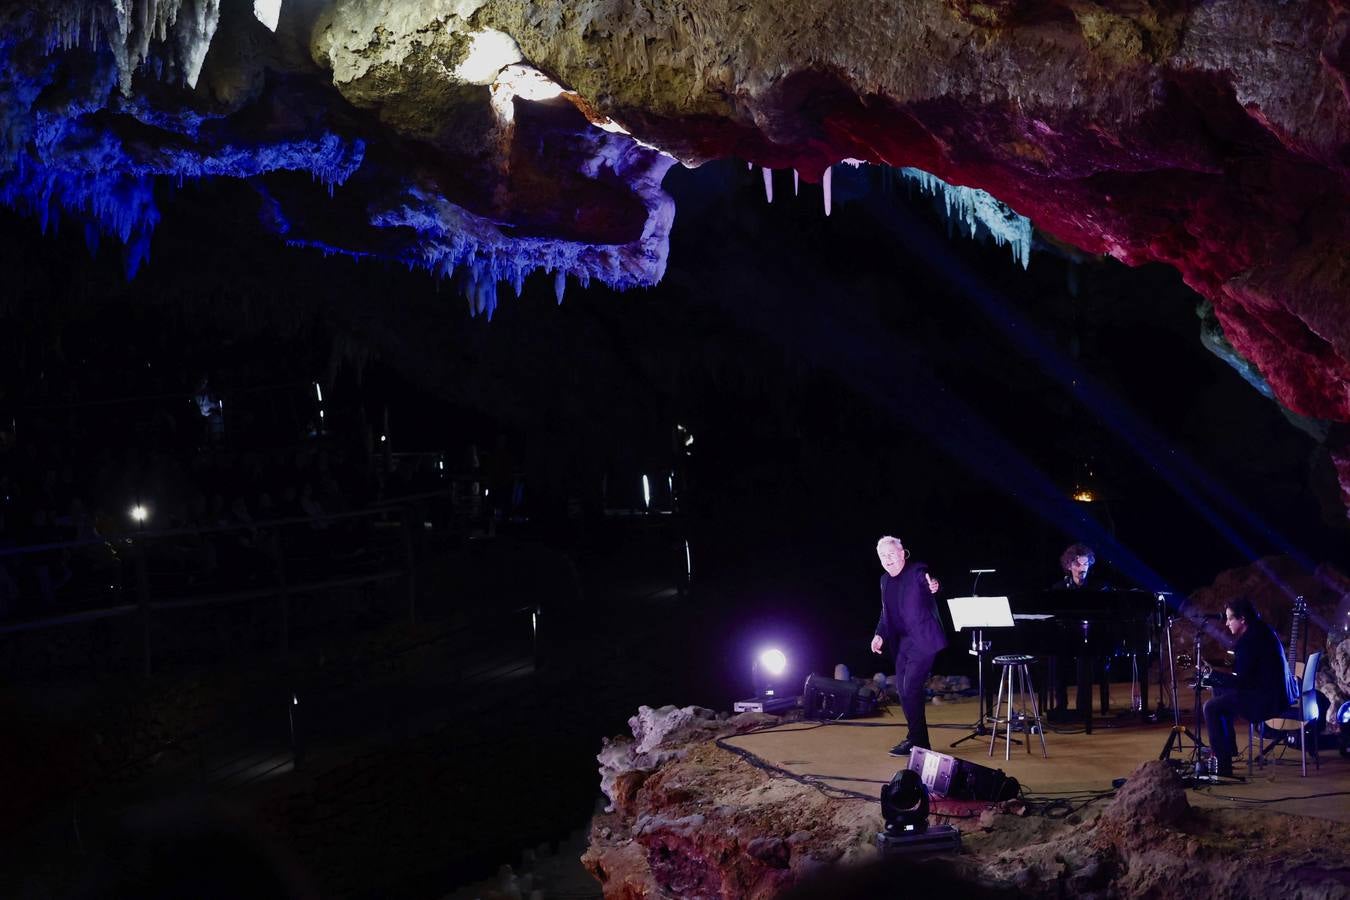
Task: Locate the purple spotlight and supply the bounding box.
[736,646,799,713]
[759,648,787,678]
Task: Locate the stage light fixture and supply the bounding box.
[734,647,798,713]
[880,768,929,834]
[875,766,961,855]
[752,648,788,698]
[130,505,148,523]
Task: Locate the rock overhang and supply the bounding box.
[2,0,1348,496]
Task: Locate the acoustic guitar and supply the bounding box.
[1265,596,1328,738]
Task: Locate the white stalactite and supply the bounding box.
[822,166,832,217]
[899,167,1033,269]
[793,169,799,196]
[762,167,773,203]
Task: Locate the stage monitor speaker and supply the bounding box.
[906,746,1019,802]
[803,673,877,720]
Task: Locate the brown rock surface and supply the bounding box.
[585,708,1350,898]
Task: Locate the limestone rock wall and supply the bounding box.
[3,1,1349,503]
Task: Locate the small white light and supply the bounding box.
[684,540,692,578]
[130,505,148,523]
[380,434,387,443]
[642,474,651,509]
[318,409,324,419]
[292,693,298,706]
[314,382,323,403]
[760,648,787,676]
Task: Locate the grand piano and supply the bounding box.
[989,588,1162,734]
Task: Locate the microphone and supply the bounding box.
[969,568,996,574]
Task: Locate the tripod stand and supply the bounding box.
[1157,617,1205,762]
[948,581,1018,749]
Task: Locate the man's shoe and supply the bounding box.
[888,740,916,757]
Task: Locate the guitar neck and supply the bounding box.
[1287,596,1305,673]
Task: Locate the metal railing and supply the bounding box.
[0,489,465,675]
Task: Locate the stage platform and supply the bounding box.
[722,691,1350,824]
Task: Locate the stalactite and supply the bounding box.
[899,167,1033,269]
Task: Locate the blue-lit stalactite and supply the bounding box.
[0,8,678,315]
[1,15,367,279]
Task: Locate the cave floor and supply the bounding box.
[723,686,1350,824]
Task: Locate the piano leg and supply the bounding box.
[1051,656,1069,713]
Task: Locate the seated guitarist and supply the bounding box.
[1202,597,1297,777]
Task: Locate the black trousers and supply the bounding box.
[894,643,940,749]
[1203,686,1264,772]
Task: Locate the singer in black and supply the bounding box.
[870,536,945,756]
[1202,597,1296,777]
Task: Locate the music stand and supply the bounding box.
[947,594,1014,748]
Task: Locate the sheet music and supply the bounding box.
[947,595,1014,630]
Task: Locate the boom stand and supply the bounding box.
[947,591,1016,749]
[1157,617,1205,762]
[1153,594,1172,720]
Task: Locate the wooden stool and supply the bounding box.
[989,654,1049,760]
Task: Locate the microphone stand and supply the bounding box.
[1158,617,1205,762]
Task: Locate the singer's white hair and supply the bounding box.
[876,536,910,558]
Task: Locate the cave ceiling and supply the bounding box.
[2,0,1348,508]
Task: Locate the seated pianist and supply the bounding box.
[1049,543,1114,720]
